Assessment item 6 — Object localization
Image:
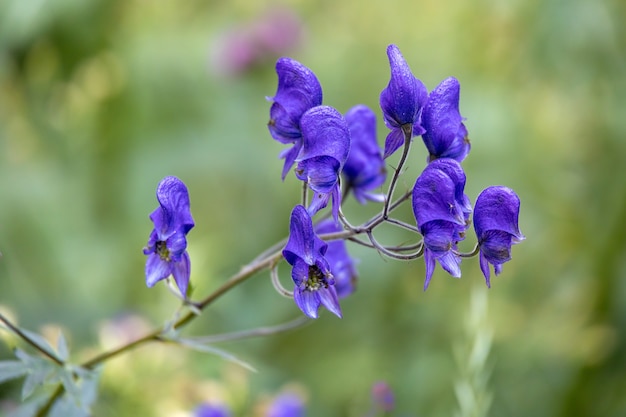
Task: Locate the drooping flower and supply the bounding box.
[343,105,386,204]
[473,186,524,287]
[379,44,428,159]
[315,219,358,298]
[143,176,195,296]
[267,57,323,179]
[283,205,342,319]
[266,392,306,417]
[295,105,350,220]
[412,161,469,290]
[194,403,231,417]
[421,77,470,162]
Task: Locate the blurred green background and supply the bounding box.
[1,0,626,416]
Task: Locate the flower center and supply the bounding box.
[305,265,329,292]
[155,240,171,261]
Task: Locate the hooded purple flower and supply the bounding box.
[421,77,470,162]
[143,176,194,296]
[283,205,342,319]
[379,44,428,159]
[412,161,468,290]
[473,186,524,287]
[315,219,358,298]
[268,57,323,179]
[343,105,386,204]
[266,392,306,417]
[194,403,231,417]
[295,105,350,220]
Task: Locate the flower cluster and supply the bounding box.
[141,43,523,320]
[264,43,523,317]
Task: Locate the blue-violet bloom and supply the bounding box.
[315,219,358,298]
[266,392,306,417]
[343,104,386,204]
[194,403,231,417]
[283,205,342,319]
[412,162,468,290]
[473,186,524,287]
[268,57,323,179]
[295,105,350,220]
[379,44,428,159]
[143,176,194,296]
[421,76,470,162]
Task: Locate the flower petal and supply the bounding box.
[383,128,407,160]
[293,288,321,319]
[153,176,195,237]
[283,205,327,266]
[145,254,171,287]
[421,77,470,162]
[474,186,524,240]
[379,44,427,128]
[412,167,465,227]
[317,286,342,318]
[298,106,350,166]
[171,251,191,296]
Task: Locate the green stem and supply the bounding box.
[382,124,413,219]
[0,313,64,366]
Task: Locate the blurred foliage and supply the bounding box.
[1,0,626,416]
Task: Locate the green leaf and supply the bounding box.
[56,331,69,362]
[20,329,58,360]
[0,360,29,384]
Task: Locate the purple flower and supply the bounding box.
[473,186,524,287]
[379,44,428,159]
[371,381,395,413]
[143,176,194,296]
[295,105,350,220]
[283,205,342,319]
[266,392,306,417]
[421,77,470,162]
[343,105,386,204]
[315,219,358,298]
[194,403,231,417]
[268,57,323,179]
[412,161,468,290]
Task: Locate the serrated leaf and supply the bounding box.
[22,368,50,401]
[176,338,257,372]
[76,367,101,409]
[20,329,58,359]
[56,331,69,362]
[0,360,29,384]
[59,369,82,408]
[48,393,90,417]
[6,395,48,417]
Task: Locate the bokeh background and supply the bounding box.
[1,0,625,416]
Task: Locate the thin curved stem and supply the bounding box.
[270,263,294,298]
[455,243,480,258]
[366,231,424,260]
[384,217,421,233]
[382,124,413,219]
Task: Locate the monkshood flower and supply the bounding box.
[194,403,231,417]
[427,158,472,223]
[343,105,386,204]
[283,205,342,319]
[295,105,350,220]
[143,176,194,297]
[315,219,358,298]
[266,392,306,417]
[380,44,428,159]
[412,162,468,290]
[473,186,525,287]
[268,57,323,179]
[421,76,470,162]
